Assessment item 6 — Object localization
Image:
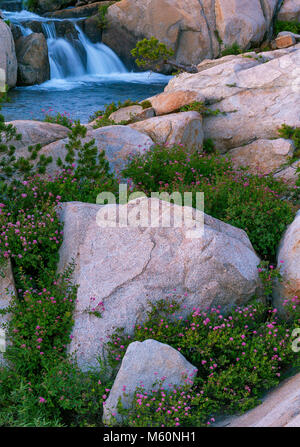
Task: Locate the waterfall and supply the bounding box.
[75,26,127,76]
[16,23,32,36]
[41,22,127,80]
[3,9,127,81]
[1,7,169,124]
[42,22,86,78]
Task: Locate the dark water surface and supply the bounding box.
[2,74,169,123]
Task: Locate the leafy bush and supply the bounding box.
[131,37,174,70]
[0,116,117,203]
[274,20,300,35]
[96,3,112,30]
[203,138,216,154]
[121,144,296,259]
[0,355,111,427]
[0,193,62,282]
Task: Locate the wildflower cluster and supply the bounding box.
[0,191,62,279]
[122,143,296,259]
[0,116,115,426]
[107,295,300,426]
[120,382,198,427]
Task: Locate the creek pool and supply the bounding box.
[2,73,169,123]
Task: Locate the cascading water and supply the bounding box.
[42,22,87,79]
[76,26,127,76]
[3,9,127,80]
[1,9,169,122]
[41,22,127,79]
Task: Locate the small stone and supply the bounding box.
[275,34,296,49]
[148,90,203,116]
[130,111,203,152]
[109,105,143,123]
[103,339,197,424]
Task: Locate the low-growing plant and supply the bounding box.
[221,42,243,57]
[106,295,300,426]
[96,3,113,30]
[278,124,300,158]
[90,99,146,128]
[140,100,152,109]
[274,20,300,35]
[179,101,225,117]
[44,112,73,129]
[23,0,38,12]
[203,138,216,154]
[121,143,296,259]
[258,261,283,300]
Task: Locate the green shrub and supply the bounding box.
[179,101,224,117]
[203,138,216,154]
[131,37,174,70]
[96,3,111,30]
[278,124,300,158]
[221,42,243,57]
[0,356,111,427]
[140,100,152,109]
[274,20,300,35]
[24,0,38,12]
[121,144,295,259]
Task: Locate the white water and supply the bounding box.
[41,21,127,80]
[3,9,169,89]
[4,9,128,80]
